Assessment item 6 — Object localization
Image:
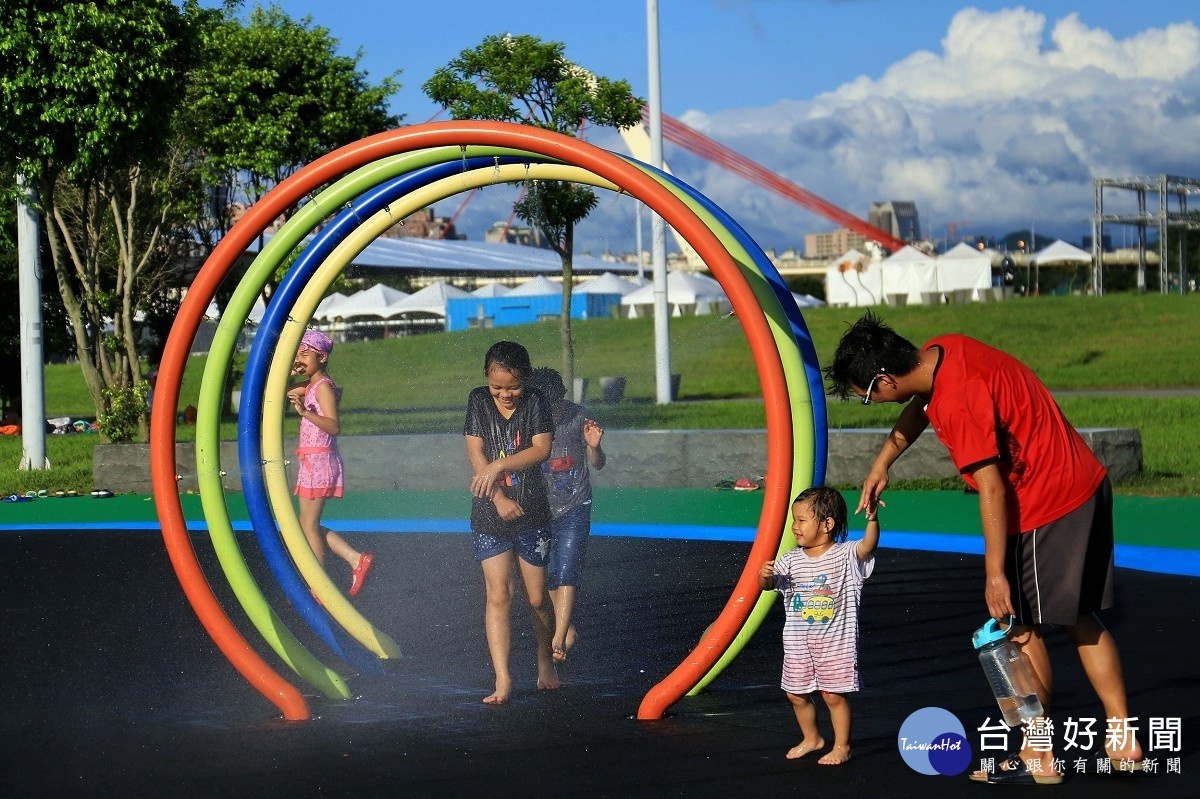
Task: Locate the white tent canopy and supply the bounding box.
[620,269,730,317]
[506,275,562,297]
[881,245,936,306]
[329,283,409,321]
[936,243,994,301]
[313,291,349,322]
[1031,239,1092,266]
[825,249,883,307]
[575,271,644,296]
[470,282,510,297]
[388,280,471,318]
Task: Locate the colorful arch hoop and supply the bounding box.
[149,121,828,722]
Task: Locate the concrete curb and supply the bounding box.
[96,427,1141,493]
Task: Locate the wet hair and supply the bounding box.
[823,310,921,401]
[792,486,848,542]
[483,341,533,383]
[527,366,566,402]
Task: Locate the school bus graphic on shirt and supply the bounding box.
[788,575,836,624]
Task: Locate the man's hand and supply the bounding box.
[986,572,1016,620]
[857,465,890,515]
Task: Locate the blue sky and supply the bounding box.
[234,1,1200,255]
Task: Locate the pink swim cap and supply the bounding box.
[301,329,333,354]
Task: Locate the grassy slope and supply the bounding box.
[7,292,1198,496]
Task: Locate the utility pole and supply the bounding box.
[647,0,673,404]
[17,176,49,470]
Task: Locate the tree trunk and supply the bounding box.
[41,182,109,429]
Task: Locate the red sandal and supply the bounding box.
[349,553,374,596]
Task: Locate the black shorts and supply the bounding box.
[1006,477,1115,626]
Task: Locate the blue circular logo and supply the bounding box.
[897,707,972,776]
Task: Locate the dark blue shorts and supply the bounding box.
[473,524,552,567]
[547,502,592,589]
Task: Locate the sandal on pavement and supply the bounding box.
[1107,754,1147,773]
[349,553,374,596]
[969,755,1064,785]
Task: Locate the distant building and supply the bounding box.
[484,220,548,248]
[804,227,871,260]
[869,201,922,243]
[380,207,462,240]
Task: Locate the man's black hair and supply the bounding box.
[823,310,921,401]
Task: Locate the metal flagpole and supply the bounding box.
[17,175,49,469]
[647,0,673,404]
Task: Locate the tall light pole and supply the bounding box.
[647,0,673,403]
[17,175,49,469]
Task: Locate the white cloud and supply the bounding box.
[642,7,1200,253]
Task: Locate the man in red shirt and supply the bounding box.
[825,311,1143,784]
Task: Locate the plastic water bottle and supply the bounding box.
[972,616,1044,727]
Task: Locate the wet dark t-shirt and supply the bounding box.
[463,386,553,535]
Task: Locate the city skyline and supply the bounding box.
[216,2,1200,256]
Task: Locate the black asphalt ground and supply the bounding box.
[1,529,1195,798]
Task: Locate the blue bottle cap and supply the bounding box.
[972,616,1015,649]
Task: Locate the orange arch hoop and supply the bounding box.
[151,121,796,721]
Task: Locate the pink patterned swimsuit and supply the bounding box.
[294,376,344,499]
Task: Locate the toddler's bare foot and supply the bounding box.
[483,676,512,705]
[551,643,567,663]
[818,744,851,765]
[785,736,825,760]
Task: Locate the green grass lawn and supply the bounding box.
[4,292,1198,496]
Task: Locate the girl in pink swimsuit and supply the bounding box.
[288,329,373,596]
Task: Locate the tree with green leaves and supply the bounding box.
[180,3,401,416]
[185,3,401,300]
[0,0,206,440]
[423,34,644,386]
[1,1,400,438]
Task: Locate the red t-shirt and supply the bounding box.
[923,335,1105,534]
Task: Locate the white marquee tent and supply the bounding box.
[1029,239,1093,295]
[470,283,510,297]
[881,245,936,306]
[388,280,471,318]
[1030,239,1092,266]
[620,270,730,317]
[825,249,883,308]
[313,292,349,322]
[506,275,563,297]
[575,271,645,296]
[936,243,994,302]
[328,283,409,321]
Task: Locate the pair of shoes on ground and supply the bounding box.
[349,553,374,596]
[714,477,761,491]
